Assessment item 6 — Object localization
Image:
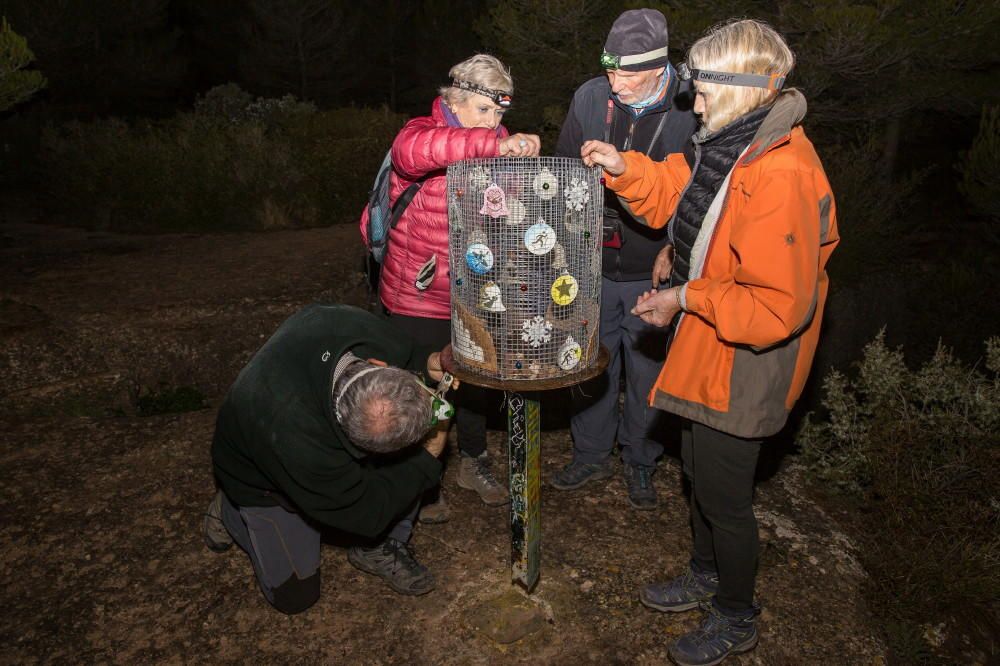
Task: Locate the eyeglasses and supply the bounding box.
[451,80,512,108]
[678,62,786,91]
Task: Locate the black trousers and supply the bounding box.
[681,420,762,611]
[386,311,489,457]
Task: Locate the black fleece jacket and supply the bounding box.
[556,71,698,281]
[211,304,441,539]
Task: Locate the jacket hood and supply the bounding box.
[743,88,807,163]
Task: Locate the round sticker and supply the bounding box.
[558,336,583,370]
[504,197,526,226]
[550,274,579,305]
[533,168,558,200]
[465,243,494,274]
[524,221,556,255]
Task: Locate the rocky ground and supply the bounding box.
[0,216,886,664]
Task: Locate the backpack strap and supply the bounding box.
[388,181,423,230]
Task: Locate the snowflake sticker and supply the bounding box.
[468,166,492,190]
[521,316,553,348]
[564,177,590,211]
[533,168,558,200]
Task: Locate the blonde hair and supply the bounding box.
[688,19,795,131]
[438,54,513,105]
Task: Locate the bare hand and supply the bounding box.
[422,425,448,457]
[631,287,683,327]
[427,351,460,390]
[652,244,674,287]
[580,140,625,176]
[499,133,541,157]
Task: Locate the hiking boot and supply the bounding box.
[624,462,657,510]
[549,458,614,490]
[203,490,234,553]
[347,538,435,596]
[457,452,509,506]
[668,601,760,666]
[640,564,719,612]
[419,492,450,524]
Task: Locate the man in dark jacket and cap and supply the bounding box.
[553,9,697,509]
[202,304,456,613]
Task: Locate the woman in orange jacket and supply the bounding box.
[582,19,839,666]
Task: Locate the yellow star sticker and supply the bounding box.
[551,274,578,305]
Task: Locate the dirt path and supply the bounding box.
[0,219,885,664]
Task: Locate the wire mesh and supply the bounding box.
[448,156,603,383]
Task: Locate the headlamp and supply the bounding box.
[678,62,786,91]
[600,46,670,71]
[451,80,512,108]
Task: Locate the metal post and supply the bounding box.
[507,391,541,591]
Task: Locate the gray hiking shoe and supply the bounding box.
[457,452,509,506]
[550,458,614,490]
[668,601,760,666]
[347,538,435,596]
[203,490,234,553]
[624,463,657,510]
[640,564,719,612]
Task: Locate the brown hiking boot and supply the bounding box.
[457,452,509,506]
[419,492,450,524]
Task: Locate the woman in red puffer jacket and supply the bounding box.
[360,54,540,520]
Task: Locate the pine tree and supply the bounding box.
[0,17,46,112]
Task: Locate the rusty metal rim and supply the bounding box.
[450,345,610,392]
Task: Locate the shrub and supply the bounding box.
[37,84,406,232]
[798,331,1000,660]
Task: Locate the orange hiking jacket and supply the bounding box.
[607,90,839,438]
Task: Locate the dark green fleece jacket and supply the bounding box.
[211,304,441,538]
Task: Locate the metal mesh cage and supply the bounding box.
[447,156,603,383]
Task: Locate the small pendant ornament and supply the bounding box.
[551,243,568,270]
[558,336,583,370]
[465,243,494,274]
[504,197,526,226]
[468,166,492,190]
[521,315,553,348]
[414,254,437,291]
[524,220,556,255]
[533,168,558,200]
[479,183,509,218]
[550,273,579,306]
[564,177,590,211]
[478,281,506,312]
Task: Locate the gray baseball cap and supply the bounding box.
[601,9,670,72]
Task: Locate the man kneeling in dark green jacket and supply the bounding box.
[203,304,455,614]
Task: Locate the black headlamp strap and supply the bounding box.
[678,62,786,91]
[450,80,512,108]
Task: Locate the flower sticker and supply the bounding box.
[533,168,558,200]
[521,316,553,348]
[564,177,590,211]
[479,183,509,218]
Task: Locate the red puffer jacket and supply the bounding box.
[361,97,507,319]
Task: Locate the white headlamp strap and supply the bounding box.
[333,353,385,422]
[601,46,670,70]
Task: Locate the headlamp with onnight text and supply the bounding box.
[451,79,512,108]
[677,62,787,91]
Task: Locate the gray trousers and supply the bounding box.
[570,277,668,467]
[220,492,418,614]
